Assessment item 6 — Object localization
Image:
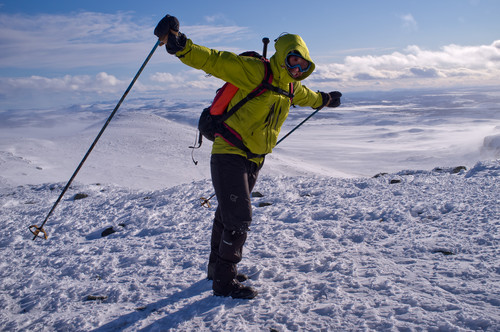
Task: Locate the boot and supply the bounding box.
[213,279,258,299]
[207,264,248,282]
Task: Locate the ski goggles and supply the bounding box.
[285,52,311,72]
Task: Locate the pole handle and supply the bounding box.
[159,29,179,46]
[262,37,270,59]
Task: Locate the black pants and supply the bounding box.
[209,154,263,291]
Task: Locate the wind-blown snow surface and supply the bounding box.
[1,87,499,331]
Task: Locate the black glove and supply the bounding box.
[154,14,179,39]
[154,15,187,55]
[320,91,342,108]
[165,32,187,54]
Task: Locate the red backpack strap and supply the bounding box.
[220,59,272,122]
[210,83,239,115]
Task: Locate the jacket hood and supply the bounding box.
[271,33,315,84]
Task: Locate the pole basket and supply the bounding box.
[29,225,48,241]
[200,193,215,208]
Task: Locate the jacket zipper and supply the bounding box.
[274,107,282,130]
[265,104,275,151]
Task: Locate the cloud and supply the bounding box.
[1,11,499,108]
[311,40,500,90]
[204,14,227,24]
[0,67,224,109]
[0,12,252,70]
[3,39,500,109]
[150,72,178,83]
[150,69,222,91]
[184,25,251,44]
[0,72,126,94]
[409,67,441,78]
[0,11,153,70]
[0,71,136,109]
[400,13,418,31]
[0,11,253,108]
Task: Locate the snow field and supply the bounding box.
[1,161,499,331]
[1,87,499,331]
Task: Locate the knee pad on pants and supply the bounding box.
[219,230,247,264]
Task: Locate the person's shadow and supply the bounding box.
[91,279,240,331]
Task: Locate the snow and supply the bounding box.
[1,86,499,331]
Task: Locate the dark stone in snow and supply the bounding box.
[74,193,88,200]
[101,227,116,237]
[373,172,388,178]
[85,295,107,301]
[432,166,467,174]
[433,249,454,256]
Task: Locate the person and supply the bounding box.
[154,14,342,299]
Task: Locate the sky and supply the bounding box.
[0,0,499,109]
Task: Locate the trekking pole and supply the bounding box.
[276,107,321,145]
[29,39,161,241]
[200,107,322,208]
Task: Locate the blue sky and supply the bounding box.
[0,0,499,109]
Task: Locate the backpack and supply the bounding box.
[192,51,294,160]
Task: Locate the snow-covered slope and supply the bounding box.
[1,88,499,331]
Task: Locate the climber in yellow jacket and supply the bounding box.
[155,14,341,299]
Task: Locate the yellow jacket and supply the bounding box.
[175,34,324,164]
